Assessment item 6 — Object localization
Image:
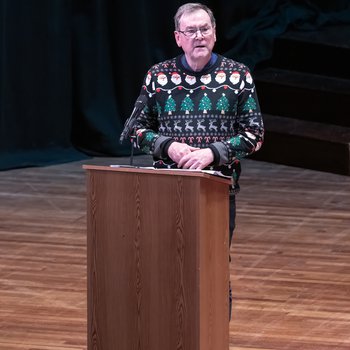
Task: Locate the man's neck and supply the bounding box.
[182,53,217,72]
[187,58,210,72]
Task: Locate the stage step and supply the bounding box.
[251,23,350,175]
[255,24,350,80]
[250,114,350,175]
[253,67,350,127]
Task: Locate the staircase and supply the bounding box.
[251,24,350,175]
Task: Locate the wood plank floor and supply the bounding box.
[0,155,349,350]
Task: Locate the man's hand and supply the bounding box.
[177,148,214,170]
[167,142,199,163]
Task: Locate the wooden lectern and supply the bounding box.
[84,165,231,350]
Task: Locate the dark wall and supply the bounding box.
[0,0,349,169]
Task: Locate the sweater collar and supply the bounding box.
[180,53,218,73]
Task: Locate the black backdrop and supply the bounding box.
[0,0,349,170]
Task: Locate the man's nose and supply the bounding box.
[195,29,204,38]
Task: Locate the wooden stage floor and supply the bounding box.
[0,155,349,350]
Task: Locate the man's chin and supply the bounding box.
[194,46,208,53]
[192,48,210,58]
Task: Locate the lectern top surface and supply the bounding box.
[83,164,232,185]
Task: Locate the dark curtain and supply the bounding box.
[214,0,350,68]
[70,0,183,156]
[1,0,349,170]
[0,0,82,169]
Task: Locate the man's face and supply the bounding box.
[174,9,216,65]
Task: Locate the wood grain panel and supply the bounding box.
[86,168,229,350]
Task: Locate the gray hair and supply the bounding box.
[174,3,216,31]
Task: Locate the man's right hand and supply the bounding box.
[167,142,199,164]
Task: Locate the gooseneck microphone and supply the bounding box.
[119,95,147,166]
[119,95,147,144]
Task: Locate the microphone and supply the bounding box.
[119,95,147,144]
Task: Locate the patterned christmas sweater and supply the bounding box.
[135,54,264,189]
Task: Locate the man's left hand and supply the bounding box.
[177,148,214,170]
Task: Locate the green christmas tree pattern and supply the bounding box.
[145,132,157,142]
[164,95,176,115]
[216,93,229,114]
[228,136,246,159]
[243,95,257,113]
[198,93,212,114]
[181,94,195,114]
[228,136,241,147]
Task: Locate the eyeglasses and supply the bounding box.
[177,26,213,38]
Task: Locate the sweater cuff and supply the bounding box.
[162,138,175,158]
[208,144,220,165]
[153,136,174,159]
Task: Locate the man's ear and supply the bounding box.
[174,31,182,47]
